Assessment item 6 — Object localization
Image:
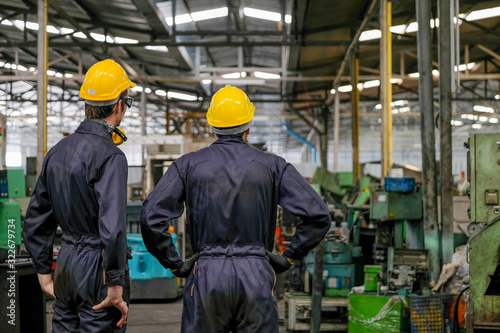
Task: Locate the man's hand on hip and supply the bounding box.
[171,253,199,278]
[93,285,128,327]
[37,273,56,299]
[266,250,294,274]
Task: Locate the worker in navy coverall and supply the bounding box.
[24,59,135,332]
[141,85,331,333]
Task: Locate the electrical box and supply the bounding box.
[468,133,500,223]
[369,187,422,221]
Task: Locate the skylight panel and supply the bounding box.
[244,7,281,22]
[190,7,228,22]
[254,71,280,79]
[466,6,500,21]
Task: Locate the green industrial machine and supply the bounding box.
[312,167,353,198]
[370,187,423,221]
[348,293,410,333]
[0,169,25,251]
[466,133,500,331]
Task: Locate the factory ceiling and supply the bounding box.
[1,0,500,151]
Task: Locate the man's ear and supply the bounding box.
[245,128,250,135]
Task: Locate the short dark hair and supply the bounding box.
[85,90,128,119]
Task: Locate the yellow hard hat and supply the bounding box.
[206,85,255,128]
[80,59,136,106]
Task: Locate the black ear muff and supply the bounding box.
[112,127,127,146]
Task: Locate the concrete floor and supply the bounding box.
[46,298,288,333]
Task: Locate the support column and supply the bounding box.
[439,0,454,264]
[351,54,360,184]
[380,0,393,179]
[333,91,340,172]
[416,0,441,282]
[36,0,48,176]
[140,87,147,166]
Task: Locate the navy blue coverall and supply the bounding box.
[141,136,331,333]
[24,119,129,333]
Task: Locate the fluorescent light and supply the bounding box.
[473,105,495,113]
[472,124,482,129]
[330,89,336,95]
[456,62,476,71]
[399,107,411,113]
[145,45,169,52]
[222,72,241,79]
[285,15,292,24]
[338,85,352,93]
[467,114,478,120]
[1,20,13,26]
[363,80,380,88]
[202,79,212,85]
[375,104,382,110]
[432,69,440,77]
[359,29,381,41]
[495,94,500,100]
[155,89,167,97]
[460,114,468,119]
[390,78,403,84]
[479,116,488,122]
[64,73,73,78]
[451,120,463,126]
[240,72,247,78]
[489,118,499,123]
[132,86,143,92]
[357,83,364,91]
[191,7,228,22]
[244,7,281,22]
[144,88,152,94]
[254,71,280,79]
[466,6,500,21]
[408,72,419,78]
[167,91,197,101]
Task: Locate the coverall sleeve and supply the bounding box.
[279,163,331,260]
[24,164,57,274]
[140,162,184,270]
[94,154,128,286]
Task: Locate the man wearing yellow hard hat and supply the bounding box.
[25,59,135,332]
[141,85,331,332]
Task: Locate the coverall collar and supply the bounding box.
[212,136,247,145]
[76,119,113,141]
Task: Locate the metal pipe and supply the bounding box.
[416,0,441,282]
[351,55,361,183]
[36,0,48,176]
[284,124,317,163]
[380,0,393,179]
[326,0,379,104]
[439,0,454,264]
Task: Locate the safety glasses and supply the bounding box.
[122,97,134,108]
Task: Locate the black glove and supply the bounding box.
[266,250,294,274]
[171,253,200,278]
[126,246,133,260]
